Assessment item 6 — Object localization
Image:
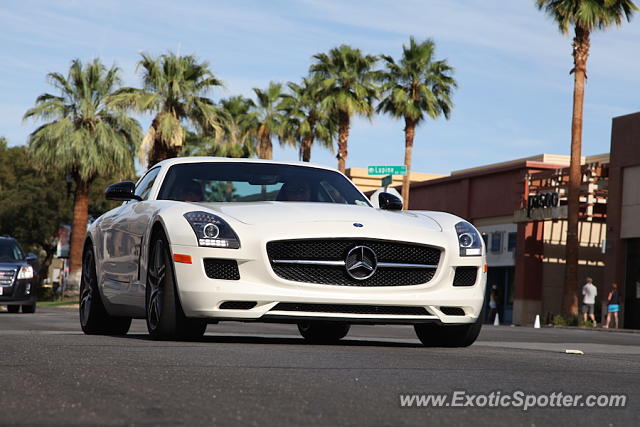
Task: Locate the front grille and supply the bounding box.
[453,267,477,286]
[0,269,16,286]
[267,239,441,264]
[271,303,431,316]
[267,239,441,287]
[203,259,240,280]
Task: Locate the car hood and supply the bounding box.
[191,201,443,232]
[0,261,23,269]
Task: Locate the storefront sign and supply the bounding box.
[527,191,559,216]
[513,191,567,222]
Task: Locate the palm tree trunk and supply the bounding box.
[148,139,181,168]
[67,178,90,296]
[301,135,313,162]
[258,127,272,160]
[337,110,350,173]
[563,26,590,317]
[401,117,416,209]
[147,117,182,168]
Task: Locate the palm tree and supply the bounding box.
[252,82,288,159]
[219,96,258,157]
[536,0,637,316]
[280,76,336,162]
[109,52,224,168]
[377,37,456,207]
[181,96,258,158]
[23,58,141,293]
[310,45,380,173]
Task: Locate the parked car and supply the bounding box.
[80,157,486,346]
[0,237,37,313]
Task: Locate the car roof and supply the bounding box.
[152,156,339,174]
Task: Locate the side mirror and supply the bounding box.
[105,181,142,201]
[379,192,403,210]
[25,253,38,261]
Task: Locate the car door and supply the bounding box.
[100,167,161,307]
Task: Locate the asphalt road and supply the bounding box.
[1,307,638,426]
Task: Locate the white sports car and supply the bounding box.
[80,157,486,346]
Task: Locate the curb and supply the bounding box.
[547,325,640,334]
[485,324,640,334]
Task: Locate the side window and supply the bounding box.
[13,244,24,260]
[135,168,161,201]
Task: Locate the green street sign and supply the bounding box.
[367,165,407,176]
[381,174,393,187]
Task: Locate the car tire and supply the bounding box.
[7,305,20,313]
[22,301,36,313]
[414,315,483,348]
[297,321,350,344]
[146,231,207,341]
[80,247,132,335]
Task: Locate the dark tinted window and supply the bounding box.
[0,240,24,262]
[490,232,503,254]
[158,162,370,206]
[507,232,517,252]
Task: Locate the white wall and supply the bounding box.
[476,222,517,267]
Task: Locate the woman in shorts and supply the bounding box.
[604,283,621,329]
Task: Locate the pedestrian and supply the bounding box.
[581,277,597,327]
[604,283,621,329]
[489,286,498,324]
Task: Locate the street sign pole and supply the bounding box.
[381,174,393,191]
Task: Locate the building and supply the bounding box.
[407,153,609,325]
[605,112,640,329]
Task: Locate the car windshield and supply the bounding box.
[157,162,371,206]
[0,240,24,262]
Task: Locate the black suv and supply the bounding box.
[0,237,37,313]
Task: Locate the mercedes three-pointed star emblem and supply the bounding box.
[345,246,378,280]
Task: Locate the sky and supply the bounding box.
[1,0,639,175]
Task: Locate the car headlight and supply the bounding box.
[184,211,240,249]
[18,265,34,280]
[455,221,482,256]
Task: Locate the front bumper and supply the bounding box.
[0,279,36,305]
[170,241,486,325]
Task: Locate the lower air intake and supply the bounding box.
[219,301,257,310]
[440,306,466,316]
[271,303,430,316]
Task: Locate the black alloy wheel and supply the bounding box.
[146,232,207,340]
[79,247,131,335]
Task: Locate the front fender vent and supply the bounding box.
[453,267,477,286]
